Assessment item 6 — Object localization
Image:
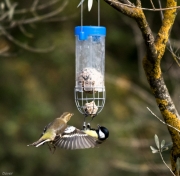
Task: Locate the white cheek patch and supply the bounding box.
[64,126,76,133]
[99,129,105,139]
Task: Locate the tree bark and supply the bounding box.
[104,0,180,174]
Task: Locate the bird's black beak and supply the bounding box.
[97,124,101,129]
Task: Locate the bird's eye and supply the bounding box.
[43,126,47,133]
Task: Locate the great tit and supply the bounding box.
[27,112,99,150]
[53,123,109,149]
[82,123,109,144]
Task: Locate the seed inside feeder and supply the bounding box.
[83,101,98,117]
[77,67,103,93]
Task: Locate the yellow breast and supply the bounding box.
[84,130,98,139]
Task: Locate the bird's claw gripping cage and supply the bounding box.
[74,26,106,117]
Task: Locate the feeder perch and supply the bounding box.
[74,26,106,117]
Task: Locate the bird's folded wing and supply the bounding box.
[52,126,97,150]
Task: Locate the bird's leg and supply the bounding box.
[47,142,52,152]
[51,146,56,154]
[91,114,96,121]
[87,123,91,129]
[87,113,97,128]
[83,113,89,130]
[83,121,86,130]
[47,142,56,154]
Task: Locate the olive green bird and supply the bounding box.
[27,112,100,150]
[27,112,73,147]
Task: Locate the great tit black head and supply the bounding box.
[96,125,109,141]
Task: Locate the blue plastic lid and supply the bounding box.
[75,26,106,40]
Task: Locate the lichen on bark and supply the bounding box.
[104,0,180,174]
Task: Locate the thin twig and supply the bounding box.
[31,0,39,9]
[108,0,180,11]
[0,0,63,22]
[158,0,180,68]
[150,0,155,10]
[159,152,176,176]
[18,25,33,38]
[118,0,134,6]
[14,0,68,25]
[111,159,170,173]
[147,107,180,133]
[0,26,54,53]
[42,13,78,22]
[175,47,180,54]
[158,0,164,20]
[0,2,17,21]
[0,11,9,21]
[5,0,11,9]
[168,50,180,67]
[14,0,61,14]
[31,0,39,17]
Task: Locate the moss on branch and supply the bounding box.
[104,0,180,174]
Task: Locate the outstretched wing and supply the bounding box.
[52,126,97,150]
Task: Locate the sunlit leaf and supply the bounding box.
[154,134,160,149]
[88,0,93,11]
[150,146,157,151]
[161,140,165,149]
[161,142,173,152]
[150,146,159,153]
[162,147,169,152]
[152,150,159,154]
[164,142,173,148]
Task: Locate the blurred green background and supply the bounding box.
[1,0,180,175]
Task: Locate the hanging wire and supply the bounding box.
[80,0,100,26]
[98,0,100,26]
[81,2,83,31]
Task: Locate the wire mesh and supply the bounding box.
[74,87,105,117]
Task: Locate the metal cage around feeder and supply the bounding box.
[74,26,106,117]
[75,87,106,117]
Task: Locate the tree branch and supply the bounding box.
[104,0,180,11]
[0,0,68,54]
[0,26,54,53]
[14,0,61,14]
[143,2,180,173]
[104,0,180,174]
[12,0,68,26]
[104,0,138,17]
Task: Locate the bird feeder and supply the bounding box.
[74,26,106,117]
